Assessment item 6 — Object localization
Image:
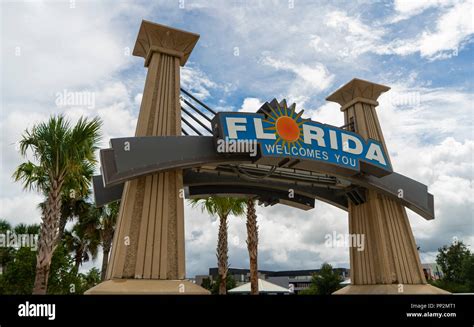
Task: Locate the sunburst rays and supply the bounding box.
[262,99,305,148]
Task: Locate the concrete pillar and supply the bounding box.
[327,79,448,294]
[86,21,209,294]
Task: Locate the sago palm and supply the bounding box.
[190,197,246,295]
[13,115,101,294]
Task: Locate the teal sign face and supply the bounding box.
[213,106,392,175]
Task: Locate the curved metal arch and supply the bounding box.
[93,170,349,211]
[97,136,434,220]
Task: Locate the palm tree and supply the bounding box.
[39,195,91,246]
[246,198,259,295]
[57,195,90,244]
[13,115,101,294]
[0,220,40,282]
[12,223,40,235]
[190,197,246,295]
[55,163,94,244]
[0,219,12,231]
[99,201,120,280]
[0,219,13,275]
[63,203,100,270]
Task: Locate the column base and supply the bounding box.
[333,284,450,295]
[85,279,210,295]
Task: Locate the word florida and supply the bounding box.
[213,112,392,174]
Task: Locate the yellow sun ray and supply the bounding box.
[295,110,304,121]
[275,103,284,117]
[270,107,279,117]
[289,107,296,119]
[264,100,309,148]
[280,100,288,115]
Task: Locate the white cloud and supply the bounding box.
[379,1,474,60]
[0,193,44,226]
[402,138,474,247]
[308,102,344,126]
[0,110,48,198]
[181,65,217,99]
[1,2,136,101]
[417,1,474,59]
[238,98,263,113]
[377,83,473,152]
[134,93,143,106]
[184,189,352,276]
[51,81,137,147]
[390,0,456,22]
[261,56,334,92]
[324,10,385,58]
[306,3,474,62]
[0,1,141,207]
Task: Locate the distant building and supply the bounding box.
[203,267,350,294]
[228,279,290,295]
[194,275,209,286]
[422,263,443,280]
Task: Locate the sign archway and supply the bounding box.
[86,20,448,294]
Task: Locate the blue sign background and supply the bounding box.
[217,112,392,173]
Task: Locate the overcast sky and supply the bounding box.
[1,0,473,278]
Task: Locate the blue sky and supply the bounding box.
[1,0,473,278]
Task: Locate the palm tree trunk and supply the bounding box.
[246,199,259,295]
[33,180,62,294]
[217,214,229,295]
[101,247,110,281]
[101,226,114,280]
[56,214,68,246]
[74,253,82,271]
[33,265,50,294]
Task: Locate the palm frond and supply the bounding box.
[188,197,247,218]
[12,161,49,191]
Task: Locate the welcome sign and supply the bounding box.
[213,101,392,177]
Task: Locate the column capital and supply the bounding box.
[326,78,390,110]
[133,20,200,67]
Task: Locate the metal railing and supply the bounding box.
[181,88,356,135]
[180,88,216,136]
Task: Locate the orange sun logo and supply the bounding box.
[262,99,305,147]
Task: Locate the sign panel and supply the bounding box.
[213,103,392,176]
